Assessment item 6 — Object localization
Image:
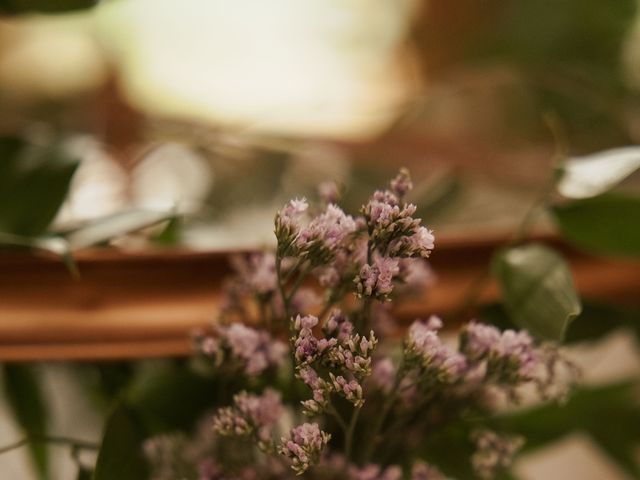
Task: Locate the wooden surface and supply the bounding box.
[0,234,638,361]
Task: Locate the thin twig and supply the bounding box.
[0,436,99,456]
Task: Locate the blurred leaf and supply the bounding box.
[0,233,78,277]
[557,146,640,199]
[479,301,640,343]
[492,244,582,341]
[2,364,48,480]
[470,0,637,148]
[152,217,181,246]
[93,403,149,480]
[0,0,97,14]
[552,193,640,257]
[126,361,220,434]
[0,136,80,237]
[76,466,93,480]
[61,209,175,249]
[500,381,640,478]
[474,0,635,85]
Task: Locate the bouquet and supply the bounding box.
[145,169,574,480]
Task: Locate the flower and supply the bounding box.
[370,357,396,393]
[213,389,284,452]
[390,168,413,199]
[279,423,331,475]
[355,256,400,300]
[349,463,403,480]
[218,324,287,375]
[229,252,278,296]
[471,429,524,480]
[410,461,446,480]
[318,180,341,205]
[329,373,364,407]
[275,198,309,256]
[405,316,467,383]
[396,258,436,294]
[297,204,357,264]
[323,309,354,342]
[460,322,540,384]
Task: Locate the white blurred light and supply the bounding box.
[0,16,107,102]
[131,143,213,212]
[95,0,419,139]
[54,137,128,226]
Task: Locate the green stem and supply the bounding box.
[449,168,559,322]
[0,436,99,456]
[275,255,291,320]
[362,362,406,462]
[327,403,347,433]
[344,405,362,463]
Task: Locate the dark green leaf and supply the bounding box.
[76,466,93,480]
[552,193,640,257]
[499,381,640,478]
[126,361,219,434]
[93,403,149,480]
[492,244,582,341]
[479,301,640,343]
[0,0,97,14]
[2,364,48,479]
[0,136,80,237]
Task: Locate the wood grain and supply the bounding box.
[0,233,638,361]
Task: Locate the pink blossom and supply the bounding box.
[279,423,331,475]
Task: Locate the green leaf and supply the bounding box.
[2,364,48,479]
[0,0,97,14]
[126,361,220,434]
[61,209,175,249]
[557,146,640,199]
[551,193,640,257]
[93,403,149,480]
[492,244,582,341]
[0,233,78,277]
[0,136,80,237]
[478,301,640,344]
[76,466,93,480]
[499,381,640,478]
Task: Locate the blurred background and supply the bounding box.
[2,0,639,249]
[1,1,639,479]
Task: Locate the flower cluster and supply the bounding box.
[362,170,434,260]
[278,423,331,475]
[275,197,357,265]
[213,389,283,451]
[196,323,287,376]
[404,316,468,384]
[275,198,308,257]
[460,321,539,385]
[145,169,576,480]
[471,430,524,480]
[355,256,400,301]
[292,311,377,414]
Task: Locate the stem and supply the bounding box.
[449,166,559,322]
[326,403,347,433]
[275,256,291,320]
[362,362,406,462]
[0,436,99,456]
[344,405,361,463]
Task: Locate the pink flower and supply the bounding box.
[406,316,467,382]
[355,257,400,300]
[370,357,396,393]
[279,423,331,475]
[219,324,287,375]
